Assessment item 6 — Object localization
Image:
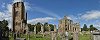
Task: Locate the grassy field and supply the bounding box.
[9,33,51,40]
[79,32,91,40]
[9,32,92,40]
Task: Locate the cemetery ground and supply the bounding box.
[79,31,91,40]
[9,33,61,40]
[9,33,50,40]
[9,31,91,40]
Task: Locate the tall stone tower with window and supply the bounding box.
[12,1,28,34]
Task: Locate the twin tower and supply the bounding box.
[12,1,28,33]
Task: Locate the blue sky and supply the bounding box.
[0,0,100,29]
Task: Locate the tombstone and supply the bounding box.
[92,32,100,40]
[73,32,79,40]
[16,38,26,40]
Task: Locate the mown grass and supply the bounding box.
[9,33,51,40]
[9,32,92,40]
[79,32,91,40]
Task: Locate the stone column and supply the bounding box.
[54,25,57,32]
[48,25,50,32]
[73,32,79,40]
[34,26,36,34]
[51,32,57,40]
[65,31,69,40]
[25,24,28,35]
[41,25,44,34]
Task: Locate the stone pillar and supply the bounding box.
[48,24,50,32]
[73,32,79,40]
[25,24,28,35]
[54,25,57,32]
[34,26,36,34]
[51,32,57,40]
[41,25,44,34]
[65,31,69,40]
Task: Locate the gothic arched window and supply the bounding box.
[15,11,19,16]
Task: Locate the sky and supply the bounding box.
[0,0,100,29]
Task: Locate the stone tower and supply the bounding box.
[12,1,28,33]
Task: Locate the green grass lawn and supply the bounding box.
[79,32,91,40]
[9,32,92,40]
[9,33,51,40]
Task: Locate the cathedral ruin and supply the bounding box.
[58,16,80,34]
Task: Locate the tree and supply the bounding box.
[0,20,9,38]
[90,25,98,31]
[36,22,42,33]
[28,24,35,31]
[0,20,9,31]
[44,22,49,31]
[49,24,54,31]
[28,24,32,31]
[83,24,88,31]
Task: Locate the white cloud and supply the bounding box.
[0,1,31,29]
[67,15,80,23]
[6,4,12,13]
[27,17,56,24]
[24,2,31,11]
[67,16,72,20]
[81,10,100,20]
[13,0,23,3]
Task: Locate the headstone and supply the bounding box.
[92,32,100,40]
[16,38,26,40]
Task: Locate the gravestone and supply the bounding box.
[16,38,26,40]
[92,32,100,40]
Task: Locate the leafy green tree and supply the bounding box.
[36,22,42,33]
[90,25,98,31]
[83,24,88,31]
[49,24,54,31]
[0,20,9,31]
[28,24,32,31]
[44,22,49,31]
[0,20,9,38]
[28,24,35,31]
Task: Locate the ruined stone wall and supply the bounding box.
[58,16,80,34]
